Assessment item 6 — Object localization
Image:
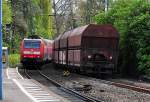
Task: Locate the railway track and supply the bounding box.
[38,66,150,95]
[103,79,150,94]
[23,68,103,102]
[20,65,150,102]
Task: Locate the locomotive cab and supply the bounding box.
[20,39,44,66]
[20,35,53,69]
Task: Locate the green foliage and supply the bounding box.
[2,0,12,25]
[8,54,20,68]
[33,0,53,39]
[3,0,53,54]
[2,0,12,48]
[129,13,150,74]
[28,0,53,39]
[11,0,53,38]
[94,0,150,76]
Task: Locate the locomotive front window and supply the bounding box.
[24,41,41,48]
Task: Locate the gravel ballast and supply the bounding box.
[41,64,150,102]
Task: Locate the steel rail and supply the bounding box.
[24,67,150,100]
[22,67,103,102]
[37,69,104,102]
[23,68,32,79]
[99,79,150,94]
[38,69,150,95]
[111,81,150,94]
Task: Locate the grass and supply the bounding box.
[8,54,20,68]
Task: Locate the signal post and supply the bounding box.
[0,0,3,100]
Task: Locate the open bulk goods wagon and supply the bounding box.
[53,24,119,76]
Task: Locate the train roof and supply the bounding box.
[23,38,53,43]
[69,24,119,38]
[69,25,88,37]
[57,24,119,41]
[60,30,71,39]
[23,38,42,41]
[43,39,53,43]
[57,24,119,47]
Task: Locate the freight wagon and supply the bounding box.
[53,24,119,76]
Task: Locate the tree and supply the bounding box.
[77,0,104,24]
[52,0,105,35]
[2,0,12,25]
[11,0,53,38]
[2,0,12,47]
[2,0,53,53]
[95,0,150,76]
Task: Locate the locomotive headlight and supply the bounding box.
[88,55,92,59]
[109,56,112,60]
[23,51,30,54]
[34,51,40,55]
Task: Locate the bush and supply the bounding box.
[8,54,20,68]
[94,0,150,76]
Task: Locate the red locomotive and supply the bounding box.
[53,24,119,76]
[20,35,53,68]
